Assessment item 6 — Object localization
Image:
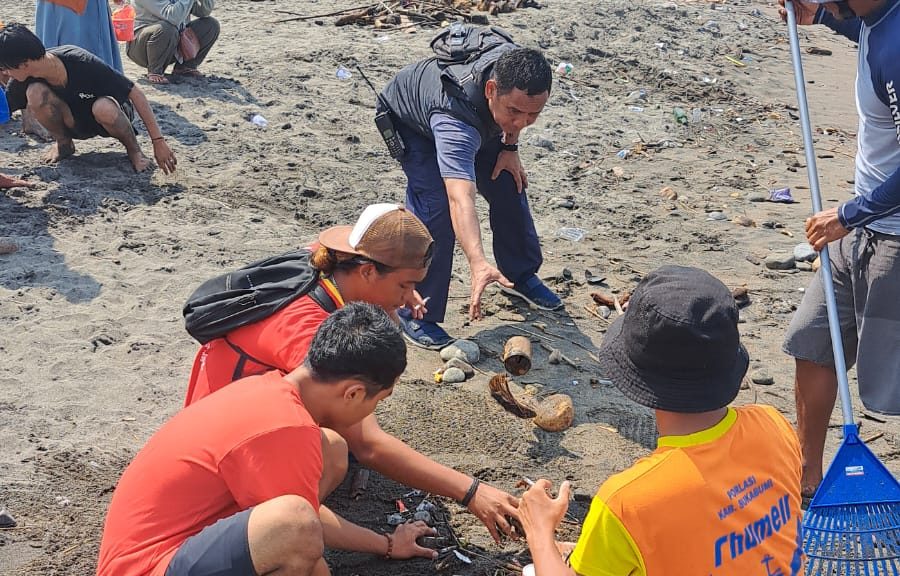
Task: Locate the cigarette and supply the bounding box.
[413,296,431,310]
[521,477,535,487]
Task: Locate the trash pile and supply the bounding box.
[384,490,529,573]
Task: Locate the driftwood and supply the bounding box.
[277,0,542,28]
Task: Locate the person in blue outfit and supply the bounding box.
[378,26,562,350]
[779,0,900,502]
[35,0,124,73]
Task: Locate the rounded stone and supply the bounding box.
[441,367,467,384]
[750,369,774,386]
[440,339,480,364]
[764,253,796,270]
[793,242,817,262]
[444,357,475,378]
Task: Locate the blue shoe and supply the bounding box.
[501,275,563,311]
[398,314,455,350]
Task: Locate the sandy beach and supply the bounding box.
[1,0,897,574]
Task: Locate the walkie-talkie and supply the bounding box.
[356,66,406,160]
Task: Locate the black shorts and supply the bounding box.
[165,509,257,576]
[67,97,136,140]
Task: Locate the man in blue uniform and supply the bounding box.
[780,0,900,501]
[378,26,562,349]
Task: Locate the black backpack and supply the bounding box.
[183,249,338,345]
[430,22,515,67]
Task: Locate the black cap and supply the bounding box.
[597,265,748,413]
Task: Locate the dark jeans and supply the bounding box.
[399,125,543,323]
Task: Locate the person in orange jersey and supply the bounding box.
[518,266,804,576]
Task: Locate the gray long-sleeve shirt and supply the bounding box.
[134,0,215,31]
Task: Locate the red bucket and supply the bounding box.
[112,5,135,42]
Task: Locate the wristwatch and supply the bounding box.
[501,142,519,152]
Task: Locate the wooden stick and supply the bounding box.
[274,4,377,23]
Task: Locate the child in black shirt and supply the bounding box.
[0,23,176,174]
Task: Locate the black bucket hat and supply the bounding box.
[597,265,749,413]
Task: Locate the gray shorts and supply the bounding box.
[783,228,900,415]
[165,508,257,576]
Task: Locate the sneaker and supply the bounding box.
[398,314,455,350]
[500,275,563,311]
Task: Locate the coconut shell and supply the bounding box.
[489,374,536,418]
[534,394,574,432]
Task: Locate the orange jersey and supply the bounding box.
[569,405,803,576]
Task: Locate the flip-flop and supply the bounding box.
[146,73,169,85]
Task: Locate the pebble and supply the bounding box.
[793,242,817,262]
[444,357,475,378]
[745,254,761,266]
[441,367,467,383]
[748,193,767,202]
[0,240,18,255]
[552,197,576,209]
[750,369,775,386]
[796,261,814,272]
[764,253,796,270]
[496,310,526,322]
[0,509,16,528]
[529,135,555,151]
[440,339,480,364]
[707,211,727,221]
[597,305,612,319]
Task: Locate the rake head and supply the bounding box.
[803,425,900,575]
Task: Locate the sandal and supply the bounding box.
[146,73,169,85]
[172,66,203,78]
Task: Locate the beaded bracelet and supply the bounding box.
[383,532,394,560]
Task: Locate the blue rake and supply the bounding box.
[784,2,900,574]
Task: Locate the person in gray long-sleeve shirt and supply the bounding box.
[126,0,219,84]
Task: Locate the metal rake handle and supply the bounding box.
[785,0,854,427]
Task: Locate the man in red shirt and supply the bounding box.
[97,303,436,576]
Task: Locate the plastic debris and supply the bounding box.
[768,187,795,203]
[250,114,268,128]
[335,66,352,80]
[557,227,586,242]
[556,62,573,76]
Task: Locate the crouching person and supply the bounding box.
[517,266,804,575]
[96,303,436,576]
[0,23,177,173]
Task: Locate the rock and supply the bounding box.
[764,253,796,270]
[796,261,813,272]
[441,367,467,383]
[0,240,18,255]
[745,254,761,266]
[793,242,817,262]
[707,211,727,221]
[0,509,16,528]
[444,358,475,378]
[496,310,526,322]
[440,339,480,364]
[529,135,555,151]
[732,286,750,308]
[597,305,612,319]
[748,192,767,202]
[552,197,576,209]
[750,369,775,386]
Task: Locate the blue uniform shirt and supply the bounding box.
[816,0,900,234]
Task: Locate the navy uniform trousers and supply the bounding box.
[398,125,543,324]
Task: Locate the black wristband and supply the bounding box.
[501,142,518,152]
[459,478,480,507]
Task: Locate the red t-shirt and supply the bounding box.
[184,280,343,406]
[97,371,323,576]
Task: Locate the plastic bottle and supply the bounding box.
[0,88,9,125]
[673,107,689,125]
[111,3,136,42]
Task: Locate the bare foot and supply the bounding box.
[0,174,37,189]
[129,151,152,172]
[44,140,75,163]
